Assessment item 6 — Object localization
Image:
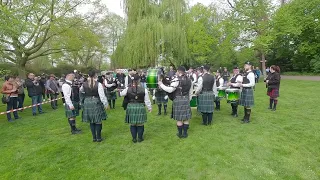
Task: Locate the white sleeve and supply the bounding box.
[144,89,152,110]
[98,83,108,107]
[242,73,255,87]
[213,81,218,96]
[62,84,73,108]
[192,74,197,83]
[219,78,224,87]
[189,84,193,101]
[124,76,128,87]
[105,79,113,88]
[195,77,203,94]
[120,87,128,97]
[160,78,179,93]
[231,75,243,87]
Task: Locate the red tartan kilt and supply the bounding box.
[267,88,279,98]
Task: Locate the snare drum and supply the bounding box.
[226,89,240,102]
[146,69,158,89]
[190,96,198,107]
[217,87,227,98]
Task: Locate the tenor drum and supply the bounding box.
[226,89,240,102]
[190,96,198,107]
[146,69,158,89]
[217,87,227,98]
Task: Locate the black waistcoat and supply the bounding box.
[202,73,215,91]
[83,81,99,97]
[230,74,241,89]
[243,71,253,84]
[175,75,191,96]
[127,86,145,103]
[65,81,80,102]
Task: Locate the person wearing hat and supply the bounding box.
[120,75,152,143]
[80,70,109,142]
[105,72,118,109]
[195,65,217,125]
[159,66,192,138]
[239,61,255,123]
[227,66,243,117]
[46,74,60,110]
[215,70,224,111]
[62,72,82,134]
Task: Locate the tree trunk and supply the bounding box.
[280,0,285,5]
[261,52,267,78]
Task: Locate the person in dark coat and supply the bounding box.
[105,73,118,109]
[120,75,152,143]
[266,65,281,111]
[159,66,192,138]
[46,74,60,110]
[25,73,44,116]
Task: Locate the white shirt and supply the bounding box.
[80,82,109,108]
[104,78,116,88]
[160,76,193,100]
[62,80,74,108]
[124,75,133,88]
[119,87,152,111]
[216,76,224,88]
[229,74,243,87]
[195,73,218,96]
[242,71,255,88]
[191,73,197,84]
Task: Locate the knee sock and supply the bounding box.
[68,120,76,131]
[269,99,274,109]
[246,109,251,122]
[202,113,208,125]
[183,124,189,136]
[208,113,213,124]
[137,125,144,140]
[243,108,248,120]
[90,123,96,140]
[112,100,115,108]
[164,104,167,114]
[177,125,183,136]
[95,124,102,140]
[274,100,278,109]
[158,104,162,114]
[108,100,111,108]
[130,125,137,140]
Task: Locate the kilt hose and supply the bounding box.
[172,96,192,121]
[197,91,215,113]
[125,103,147,124]
[267,88,279,98]
[65,101,80,119]
[155,90,168,104]
[82,97,107,123]
[239,88,254,107]
[106,91,117,100]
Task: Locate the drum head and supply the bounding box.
[226,89,240,93]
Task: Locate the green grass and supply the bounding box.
[281,72,320,76]
[0,80,320,179]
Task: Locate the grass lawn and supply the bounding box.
[0,80,319,179]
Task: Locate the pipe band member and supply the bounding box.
[120,75,152,143]
[159,66,192,138]
[239,61,255,123]
[105,73,118,109]
[62,72,82,134]
[154,75,169,116]
[227,66,243,117]
[195,65,217,126]
[215,70,224,111]
[266,65,281,111]
[80,70,109,142]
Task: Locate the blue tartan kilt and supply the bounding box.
[82,97,107,123]
[239,88,254,107]
[156,90,168,104]
[198,91,215,113]
[106,91,117,100]
[125,103,147,124]
[172,96,192,121]
[65,101,80,118]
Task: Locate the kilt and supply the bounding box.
[267,88,279,98]
[172,96,192,121]
[82,97,107,123]
[155,90,168,104]
[65,101,80,118]
[197,91,215,113]
[239,88,254,107]
[125,103,147,124]
[106,91,117,100]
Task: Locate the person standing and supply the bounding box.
[58,75,66,105]
[62,72,82,135]
[140,72,147,88]
[154,78,168,116]
[227,67,243,117]
[16,77,25,112]
[239,62,256,123]
[81,70,109,142]
[120,76,152,143]
[46,74,60,110]
[215,70,224,111]
[222,67,230,86]
[266,65,281,111]
[159,66,192,138]
[195,65,217,126]
[255,67,261,83]
[1,76,19,122]
[40,74,47,101]
[105,73,117,109]
[25,73,43,116]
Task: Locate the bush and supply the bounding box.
[310,55,320,73]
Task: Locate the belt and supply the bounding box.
[202,89,213,92]
[243,87,252,89]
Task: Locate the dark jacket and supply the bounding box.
[25,78,40,97]
[267,72,280,89]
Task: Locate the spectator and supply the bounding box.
[46,74,60,110]
[266,67,270,75]
[16,77,25,112]
[167,66,176,79]
[40,74,47,101]
[1,75,20,122]
[222,67,230,86]
[58,75,66,105]
[140,72,146,88]
[25,73,44,116]
[255,67,261,83]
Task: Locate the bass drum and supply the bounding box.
[146,69,158,89]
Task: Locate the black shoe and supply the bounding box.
[233,114,238,118]
[138,138,144,142]
[75,128,82,132]
[8,119,14,122]
[39,112,45,114]
[93,139,97,142]
[182,134,188,138]
[176,133,183,138]
[33,113,37,116]
[272,108,276,111]
[97,138,103,142]
[71,130,81,134]
[202,122,207,126]
[157,112,161,116]
[15,117,21,120]
[132,139,137,143]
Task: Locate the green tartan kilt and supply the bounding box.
[155,90,168,104]
[239,88,254,107]
[65,101,80,118]
[125,103,147,124]
[82,97,107,123]
[172,96,192,121]
[106,90,117,100]
[198,91,215,113]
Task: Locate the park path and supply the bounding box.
[280,75,320,81]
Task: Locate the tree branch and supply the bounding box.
[226,0,235,9]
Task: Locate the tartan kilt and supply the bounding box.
[198,91,215,113]
[172,96,192,121]
[125,103,147,124]
[156,90,168,104]
[239,88,254,107]
[82,97,107,123]
[106,91,117,100]
[65,101,80,118]
[267,88,279,98]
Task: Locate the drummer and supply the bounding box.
[215,70,224,111]
[227,66,243,117]
[195,65,217,125]
[153,75,169,116]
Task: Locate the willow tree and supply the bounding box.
[111,0,188,68]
